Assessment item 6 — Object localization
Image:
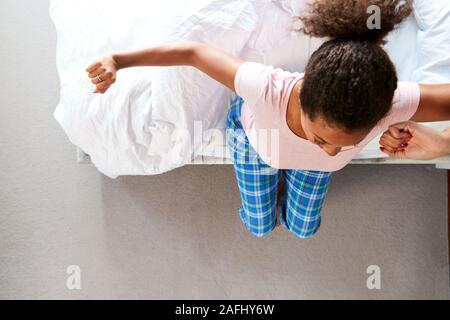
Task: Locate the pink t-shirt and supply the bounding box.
[234,61,421,171]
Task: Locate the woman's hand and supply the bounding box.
[86,54,118,94]
[379,121,450,160]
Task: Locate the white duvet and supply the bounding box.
[50,0,450,178]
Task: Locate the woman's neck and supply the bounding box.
[287,80,308,139]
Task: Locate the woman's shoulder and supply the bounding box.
[378,82,420,128]
[235,61,305,109]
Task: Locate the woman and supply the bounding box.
[85,0,449,238]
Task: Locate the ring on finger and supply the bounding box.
[96,75,103,83]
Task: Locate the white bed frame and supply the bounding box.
[76,146,450,170]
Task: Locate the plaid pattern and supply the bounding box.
[226,96,333,238]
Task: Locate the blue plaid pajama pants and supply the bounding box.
[226,96,333,238]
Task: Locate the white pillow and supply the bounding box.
[411,0,450,83]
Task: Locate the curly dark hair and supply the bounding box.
[297,0,413,131]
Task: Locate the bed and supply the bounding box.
[50,0,450,177]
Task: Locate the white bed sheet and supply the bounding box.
[51,0,269,177]
[51,0,450,178]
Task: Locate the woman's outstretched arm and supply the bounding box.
[86,41,244,94]
[410,84,450,122]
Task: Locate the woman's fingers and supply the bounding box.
[90,71,116,85]
[379,133,408,158]
[95,79,114,90]
[95,81,110,90]
[88,69,116,82]
[92,77,116,94]
[389,122,416,136]
[380,133,409,150]
[380,129,410,148]
[380,146,394,157]
[380,144,399,155]
[380,146,405,159]
[89,71,104,85]
[88,67,106,79]
[86,61,101,73]
[388,125,412,140]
